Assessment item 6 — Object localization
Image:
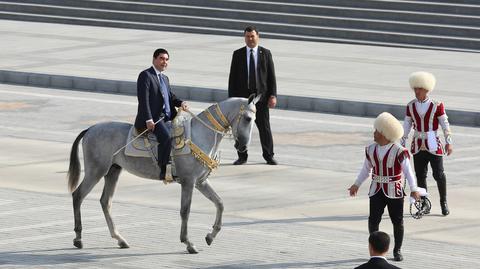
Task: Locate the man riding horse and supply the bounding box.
[134,48,189,181]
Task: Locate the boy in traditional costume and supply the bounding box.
[349,112,420,262]
[401,71,453,216]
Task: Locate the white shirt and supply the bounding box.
[146,66,165,124]
[354,143,418,192]
[370,256,387,260]
[246,46,258,83]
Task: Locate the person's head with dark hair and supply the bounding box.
[244,25,259,49]
[153,48,169,59]
[368,231,390,256]
[244,25,259,34]
[152,48,169,72]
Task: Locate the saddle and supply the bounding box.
[124,127,160,158]
[124,111,193,182]
[124,108,220,182]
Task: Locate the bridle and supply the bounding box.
[185,102,256,142]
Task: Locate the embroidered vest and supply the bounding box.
[406,99,445,156]
[365,143,409,199]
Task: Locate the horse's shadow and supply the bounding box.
[0,248,185,266]
[224,215,368,227]
[198,258,366,269]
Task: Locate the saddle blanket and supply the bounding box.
[124,113,192,158]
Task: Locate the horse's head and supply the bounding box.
[231,94,261,153]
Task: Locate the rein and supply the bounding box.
[180,102,254,172]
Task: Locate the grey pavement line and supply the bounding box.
[1,69,479,127]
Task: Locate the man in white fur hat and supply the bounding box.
[349,112,420,262]
[402,71,452,216]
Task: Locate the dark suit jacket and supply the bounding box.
[228,46,277,103]
[134,67,183,130]
[355,257,401,269]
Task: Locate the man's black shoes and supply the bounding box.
[233,157,278,165]
[266,158,278,165]
[233,158,247,165]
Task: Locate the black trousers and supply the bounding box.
[153,120,171,167]
[237,101,274,160]
[413,151,447,203]
[368,191,404,252]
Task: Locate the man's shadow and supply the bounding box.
[0,247,185,266]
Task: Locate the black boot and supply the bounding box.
[393,223,404,261]
[441,201,450,216]
[393,249,403,261]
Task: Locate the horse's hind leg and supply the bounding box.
[100,164,129,248]
[196,179,224,246]
[72,171,103,249]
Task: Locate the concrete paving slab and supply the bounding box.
[0,85,479,268]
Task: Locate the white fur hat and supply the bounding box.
[374,112,404,142]
[409,71,436,92]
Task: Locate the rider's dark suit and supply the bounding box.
[134,66,183,169]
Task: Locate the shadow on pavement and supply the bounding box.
[224,215,368,227]
[198,258,366,269]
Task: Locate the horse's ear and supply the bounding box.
[247,93,255,104]
[248,94,262,105]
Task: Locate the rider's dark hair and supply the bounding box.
[153,48,169,59]
[369,231,390,253]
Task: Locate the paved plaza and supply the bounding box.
[1,85,479,268]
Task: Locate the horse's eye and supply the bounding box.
[245,117,252,122]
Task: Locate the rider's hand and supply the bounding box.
[146,120,155,131]
[181,101,189,111]
[268,96,277,108]
[348,184,359,197]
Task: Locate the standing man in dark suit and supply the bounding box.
[355,231,402,269]
[228,25,278,165]
[134,48,188,180]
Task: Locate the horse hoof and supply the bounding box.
[187,245,198,254]
[118,241,130,249]
[73,239,83,249]
[205,234,213,246]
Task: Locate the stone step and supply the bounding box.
[1,0,479,51]
[1,10,479,52]
[1,2,479,38]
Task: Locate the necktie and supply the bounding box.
[249,48,256,93]
[158,74,171,119]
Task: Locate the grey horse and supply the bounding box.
[67,95,260,254]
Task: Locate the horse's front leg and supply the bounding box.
[196,179,223,246]
[180,180,198,254]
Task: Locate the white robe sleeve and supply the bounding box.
[438,114,452,144]
[401,159,418,192]
[401,116,413,147]
[354,159,372,187]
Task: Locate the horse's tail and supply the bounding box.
[68,129,89,193]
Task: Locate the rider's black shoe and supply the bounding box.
[159,165,166,180]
